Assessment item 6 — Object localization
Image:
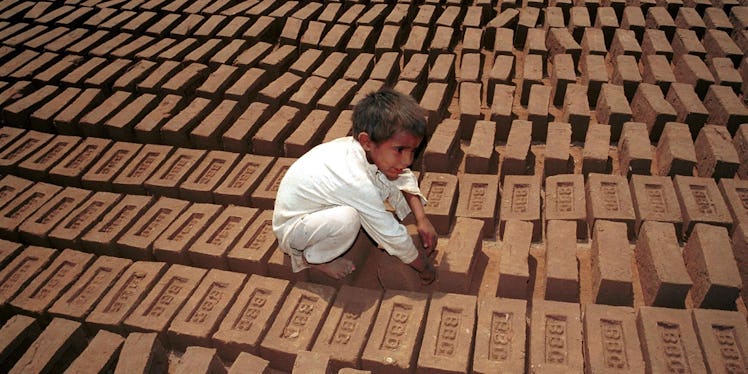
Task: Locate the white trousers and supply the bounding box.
[288,205,361,264]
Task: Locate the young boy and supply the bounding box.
[272,88,437,282]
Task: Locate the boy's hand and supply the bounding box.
[416,219,437,256]
[418,258,436,285]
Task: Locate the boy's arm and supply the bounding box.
[403,191,437,254]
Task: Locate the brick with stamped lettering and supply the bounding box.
[117,197,189,261]
[473,296,527,373]
[500,175,542,242]
[636,306,707,373]
[311,285,381,372]
[214,154,274,206]
[81,194,154,256]
[49,137,112,187]
[0,246,57,308]
[691,309,748,374]
[0,238,22,268]
[86,261,167,332]
[190,205,259,269]
[124,264,207,335]
[168,269,246,350]
[144,148,206,198]
[528,300,584,373]
[673,175,733,238]
[48,191,122,251]
[583,304,645,373]
[629,174,683,234]
[417,292,477,373]
[81,141,143,191]
[419,173,458,235]
[48,255,131,321]
[545,174,587,239]
[225,210,275,274]
[456,173,499,239]
[112,143,174,195]
[213,274,290,361]
[586,173,636,239]
[718,178,748,230]
[18,134,80,181]
[361,289,428,373]
[154,203,222,265]
[0,175,33,210]
[18,186,91,247]
[0,182,61,241]
[251,157,296,210]
[260,281,335,372]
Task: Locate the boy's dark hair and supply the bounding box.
[352,88,427,143]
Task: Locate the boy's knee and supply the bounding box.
[338,205,361,236]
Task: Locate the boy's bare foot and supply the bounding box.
[312,257,356,279]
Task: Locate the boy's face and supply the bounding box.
[359,130,422,180]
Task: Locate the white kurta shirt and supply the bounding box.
[272,136,426,272]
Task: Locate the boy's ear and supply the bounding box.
[357,132,372,151]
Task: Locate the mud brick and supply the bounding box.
[17,134,79,181]
[192,101,243,149]
[705,85,748,135]
[346,24,377,55]
[502,122,533,179]
[177,151,236,202]
[414,293,476,373]
[631,83,678,142]
[258,281,335,372]
[11,248,94,315]
[736,124,748,179]
[525,28,549,58]
[420,82,451,134]
[133,95,185,144]
[638,54,675,96]
[0,49,38,78]
[210,39,248,67]
[350,80,386,110]
[134,60,180,94]
[674,8,707,39]
[178,347,226,374]
[9,317,85,374]
[123,264,206,335]
[196,65,240,99]
[319,24,352,52]
[0,246,57,308]
[544,7,565,30]
[152,203,217,263]
[0,174,31,214]
[489,28,515,57]
[695,124,740,179]
[702,8,732,34]
[561,83,591,142]
[644,7,676,41]
[284,109,332,157]
[459,53,482,85]
[166,269,245,350]
[543,174,587,240]
[161,62,209,96]
[111,59,156,92]
[595,84,632,141]
[583,304,645,372]
[466,121,499,175]
[130,38,175,60]
[454,173,498,238]
[317,79,358,113]
[709,57,743,93]
[629,175,682,235]
[550,54,576,107]
[607,29,642,64]
[592,7,618,46]
[528,84,552,142]
[528,300,583,373]
[103,93,158,141]
[611,55,642,103]
[113,332,167,374]
[252,106,301,157]
[78,91,133,138]
[221,102,269,153]
[231,42,272,69]
[719,179,748,231]
[228,352,271,374]
[684,224,741,309]
[675,176,734,237]
[0,182,61,241]
[8,51,58,80]
[47,191,121,251]
[64,329,124,374]
[500,175,542,241]
[671,56,715,101]
[81,194,154,256]
[496,220,533,298]
[635,221,692,306]
[589,220,634,305]
[731,5,748,29]
[303,286,379,372]
[543,123,572,178]
[586,173,637,238]
[569,7,592,43]
[422,119,461,173]
[665,83,709,135]
[3,85,59,127]
[515,7,540,48]
[637,307,707,373]
[437,217,483,293]
[257,45,297,77]
[18,187,91,247]
[89,32,136,58]
[0,238,22,269]
[456,82,482,140]
[581,28,607,60]
[619,122,653,175]
[640,29,673,63]
[582,124,611,174]
[671,29,707,60]
[214,154,274,206]
[360,289,428,373]
[487,55,515,100]
[462,27,483,54]
[112,144,173,194]
[343,53,375,83]
[28,87,81,132]
[63,28,107,55]
[219,209,272,273]
[0,314,41,372]
[654,121,697,176]
[0,127,26,155]
[189,205,259,269]
[117,197,189,261]
[471,297,527,373]
[488,85,516,141]
[519,55,543,107]
[81,142,141,191]
[705,29,743,66]
[695,311,745,374]
[321,110,353,144]
[544,220,580,302]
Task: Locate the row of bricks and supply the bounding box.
[428,116,748,183]
[0,248,746,373]
[0,165,746,307]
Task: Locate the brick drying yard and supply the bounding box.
[0,0,747,373]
